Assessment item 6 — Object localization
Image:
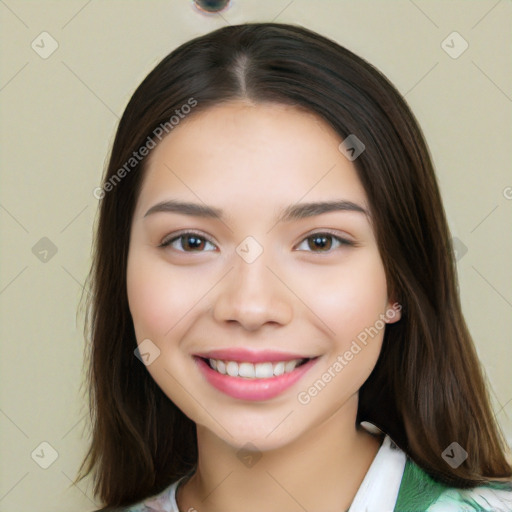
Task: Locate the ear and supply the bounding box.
[384,299,402,324]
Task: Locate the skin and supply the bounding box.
[126,100,401,512]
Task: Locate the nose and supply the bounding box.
[211,252,294,331]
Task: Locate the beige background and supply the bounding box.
[0,1,511,510]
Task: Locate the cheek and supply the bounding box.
[304,251,389,339]
[126,251,201,415]
[298,256,388,410]
[126,250,193,340]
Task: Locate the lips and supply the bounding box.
[193,349,318,401]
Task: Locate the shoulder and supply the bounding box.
[426,481,512,512]
[395,457,512,512]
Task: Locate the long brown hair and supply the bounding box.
[77,22,512,508]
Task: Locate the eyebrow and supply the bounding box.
[144,199,368,223]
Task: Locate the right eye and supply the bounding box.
[159,231,217,252]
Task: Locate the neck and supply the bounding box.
[177,395,383,512]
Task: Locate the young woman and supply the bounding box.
[78,23,512,512]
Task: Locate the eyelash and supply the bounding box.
[158,230,355,253]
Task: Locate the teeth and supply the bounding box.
[285,360,298,373]
[215,360,226,374]
[239,362,255,378]
[207,358,305,378]
[226,361,238,377]
[273,361,285,376]
[255,362,273,379]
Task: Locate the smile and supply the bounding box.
[207,358,309,379]
[194,355,318,401]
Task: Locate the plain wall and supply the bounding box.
[0,1,511,510]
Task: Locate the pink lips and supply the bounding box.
[194,349,318,401]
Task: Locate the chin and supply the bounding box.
[197,414,302,452]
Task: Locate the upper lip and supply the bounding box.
[194,348,314,363]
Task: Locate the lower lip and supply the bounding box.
[195,357,317,401]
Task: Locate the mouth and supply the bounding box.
[194,354,319,401]
[201,357,311,379]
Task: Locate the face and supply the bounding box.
[126,100,401,451]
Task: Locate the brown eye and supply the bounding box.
[308,234,332,251]
[296,233,353,253]
[160,232,217,252]
[180,234,207,251]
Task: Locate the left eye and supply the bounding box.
[159,232,217,252]
[295,233,353,252]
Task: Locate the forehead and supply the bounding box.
[136,100,369,217]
